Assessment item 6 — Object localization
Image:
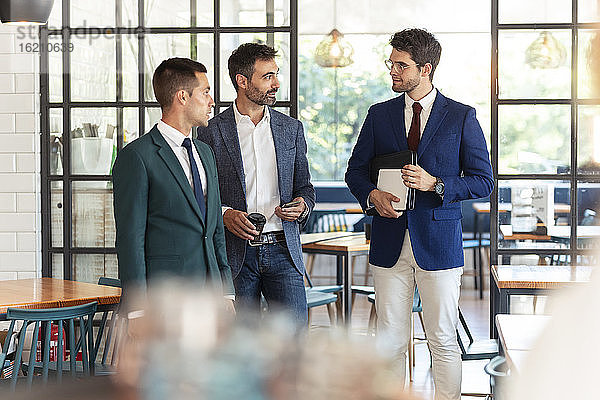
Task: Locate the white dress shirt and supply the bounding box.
[404,87,437,138]
[157,120,207,197]
[233,101,283,233]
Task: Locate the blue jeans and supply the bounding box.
[234,241,308,325]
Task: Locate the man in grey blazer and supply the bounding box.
[198,43,315,323]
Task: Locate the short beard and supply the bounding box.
[392,75,420,93]
[246,83,277,106]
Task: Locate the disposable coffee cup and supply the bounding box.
[364,222,372,241]
[247,212,267,246]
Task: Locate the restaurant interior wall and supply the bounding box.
[0,24,41,280]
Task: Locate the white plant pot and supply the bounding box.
[71,137,113,175]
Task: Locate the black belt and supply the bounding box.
[249,230,286,246]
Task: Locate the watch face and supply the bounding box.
[435,182,444,195]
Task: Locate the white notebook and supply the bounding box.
[377,169,409,210]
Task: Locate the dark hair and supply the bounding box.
[390,29,441,81]
[228,42,278,90]
[152,58,207,110]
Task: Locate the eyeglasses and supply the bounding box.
[384,59,420,73]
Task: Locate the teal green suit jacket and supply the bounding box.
[112,125,234,296]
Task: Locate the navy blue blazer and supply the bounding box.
[345,92,493,270]
[197,106,315,278]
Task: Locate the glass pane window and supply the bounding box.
[122,34,139,101]
[578,0,600,23]
[220,0,289,27]
[577,182,600,250]
[144,107,162,131]
[577,105,600,174]
[498,180,571,250]
[499,0,571,23]
[498,105,570,174]
[71,0,116,28]
[48,37,63,103]
[47,0,62,29]
[71,181,115,248]
[123,108,140,146]
[73,254,118,284]
[49,109,63,176]
[577,30,600,100]
[145,0,213,27]
[51,181,63,248]
[498,30,571,99]
[52,253,63,279]
[71,36,117,102]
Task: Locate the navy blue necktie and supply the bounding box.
[182,138,207,220]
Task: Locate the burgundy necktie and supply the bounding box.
[408,102,423,151]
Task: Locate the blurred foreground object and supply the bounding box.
[508,270,600,399]
[114,280,417,400]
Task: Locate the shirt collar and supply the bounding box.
[157,119,192,147]
[405,87,437,111]
[233,100,270,127]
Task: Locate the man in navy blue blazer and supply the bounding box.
[346,29,493,400]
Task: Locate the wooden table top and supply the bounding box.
[501,233,551,241]
[300,231,356,245]
[472,202,570,214]
[302,232,370,253]
[491,264,593,289]
[496,314,550,373]
[313,203,363,214]
[548,225,600,240]
[0,278,122,314]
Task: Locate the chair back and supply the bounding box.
[0,301,97,391]
[97,277,121,288]
[94,277,123,374]
[305,210,348,233]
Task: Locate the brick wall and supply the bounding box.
[0,24,41,280]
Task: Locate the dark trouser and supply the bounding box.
[234,241,308,325]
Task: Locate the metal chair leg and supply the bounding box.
[326,303,336,325]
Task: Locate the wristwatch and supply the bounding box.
[434,177,445,197]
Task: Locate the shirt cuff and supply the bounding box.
[221,206,232,216]
[367,192,373,207]
[224,295,235,301]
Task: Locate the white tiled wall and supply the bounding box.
[0,24,41,280]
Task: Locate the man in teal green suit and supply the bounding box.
[112,58,234,308]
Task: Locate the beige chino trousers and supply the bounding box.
[371,231,463,400]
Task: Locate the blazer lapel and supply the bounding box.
[417,92,449,158]
[387,95,408,151]
[193,138,213,224]
[269,109,292,202]
[149,127,205,226]
[217,107,247,196]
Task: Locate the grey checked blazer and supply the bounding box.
[197,106,315,279]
